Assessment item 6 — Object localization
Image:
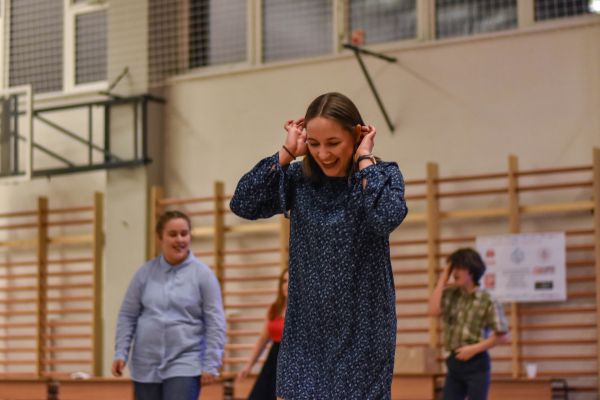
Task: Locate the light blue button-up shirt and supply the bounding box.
[114,252,226,382]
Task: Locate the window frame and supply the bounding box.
[63,0,108,93]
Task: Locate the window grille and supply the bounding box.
[262,0,332,63]
[435,0,517,39]
[9,0,63,93]
[348,0,417,45]
[75,10,107,84]
[535,0,592,20]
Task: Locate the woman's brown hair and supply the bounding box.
[155,210,192,238]
[302,92,366,182]
[268,268,288,320]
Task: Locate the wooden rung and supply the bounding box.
[520,200,594,215]
[47,308,93,315]
[565,228,594,236]
[517,305,596,315]
[227,330,261,337]
[0,335,36,340]
[223,357,265,365]
[520,323,596,330]
[0,285,36,292]
[0,297,36,304]
[0,238,37,248]
[437,172,507,183]
[520,354,597,361]
[438,188,507,198]
[396,297,427,304]
[0,260,37,267]
[0,222,37,230]
[224,274,279,282]
[224,302,270,309]
[397,312,428,318]
[0,310,37,316]
[224,247,280,255]
[0,210,37,218]
[192,227,214,237]
[517,164,592,176]
[0,322,36,328]
[47,270,92,277]
[43,359,92,365]
[535,370,597,377]
[519,180,593,192]
[46,283,93,290]
[48,206,93,214]
[0,360,36,365]
[405,194,426,201]
[392,268,427,275]
[227,316,265,323]
[440,208,509,220]
[223,261,280,269]
[47,218,93,227]
[45,346,91,352]
[223,288,277,296]
[0,272,37,279]
[389,239,428,246]
[48,234,93,245]
[519,338,597,346]
[567,290,595,299]
[567,259,595,268]
[438,236,476,243]
[47,320,92,327]
[567,243,595,252]
[567,275,596,284]
[405,178,427,185]
[396,342,429,347]
[397,327,428,333]
[159,195,215,206]
[390,253,427,261]
[395,283,427,289]
[48,257,93,265]
[0,347,36,352]
[44,333,92,339]
[47,296,93,303]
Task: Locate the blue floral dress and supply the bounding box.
[230,154,408,400]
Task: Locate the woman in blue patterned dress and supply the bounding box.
[230,92,408,400]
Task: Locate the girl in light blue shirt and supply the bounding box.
[112,211,226,400]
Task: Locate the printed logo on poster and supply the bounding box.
[475,232,566,303]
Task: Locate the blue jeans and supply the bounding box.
[134,376,201,400]
[443,351,490,400]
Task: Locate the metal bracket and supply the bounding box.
[343,43,397,133]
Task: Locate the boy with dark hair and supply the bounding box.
[428,248,508,400]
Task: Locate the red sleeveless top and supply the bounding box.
[268,316,284,343]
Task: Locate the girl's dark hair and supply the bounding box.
[446,248,486,285]
[155,210,192,237]
[302,92,365,182]
[268,268,288,320]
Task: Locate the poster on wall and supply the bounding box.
[475,232,566,303]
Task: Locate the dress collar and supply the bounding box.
[159,251,194,272]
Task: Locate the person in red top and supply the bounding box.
[238,268,288,400]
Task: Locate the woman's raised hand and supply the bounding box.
[283,118,307,158]
[354,124,376,160]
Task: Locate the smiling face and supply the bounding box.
[305,116,355,177]
[158,217,191,265]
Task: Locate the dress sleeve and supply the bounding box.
[230,153,295,219]
[351,161,408,236]
[486,297,509,334]
[114,266,146,362]
[199,269,226,375]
